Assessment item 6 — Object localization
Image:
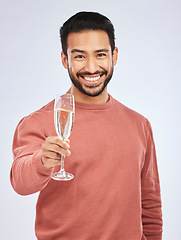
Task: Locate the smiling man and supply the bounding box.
[62,30,117,102]
[10,12,163,240]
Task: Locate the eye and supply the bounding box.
[97,53,106,58]
[75,55,85,59]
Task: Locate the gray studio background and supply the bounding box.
[1,0,180,239]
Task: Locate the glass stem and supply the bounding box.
[60,154,65,173]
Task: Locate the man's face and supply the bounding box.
[61,30,118,97]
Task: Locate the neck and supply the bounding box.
[67,86,109,104]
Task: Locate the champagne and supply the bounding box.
[55,108,74,140]
[52,93,75,181]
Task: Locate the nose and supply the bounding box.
[84,57,99,74]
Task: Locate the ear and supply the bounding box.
[112,47,118,66]
[61,51,68,69]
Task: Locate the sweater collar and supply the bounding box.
[75,94,113,110]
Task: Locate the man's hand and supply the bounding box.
[41,136,71,168]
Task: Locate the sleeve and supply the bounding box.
[141,120,163,239]
[10,113,54,195]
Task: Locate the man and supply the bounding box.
[10,11,163,240]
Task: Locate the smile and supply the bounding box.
[77,71,107,81]
[84,76,101,82]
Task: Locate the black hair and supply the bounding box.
[60,11,115,56]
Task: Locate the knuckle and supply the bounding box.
[46,136,56,144]
[54,144,61,152]
[64,149,71,156]
[46,136,52,142]
[55,137,60,143]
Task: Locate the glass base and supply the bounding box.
[51,171,74,181]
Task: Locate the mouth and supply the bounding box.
[77,71,106,86]
[84,75,101,82]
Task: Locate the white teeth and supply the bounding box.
[84,76,100,81]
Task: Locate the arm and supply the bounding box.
[10,114,53,195]
[10,113,70,195]
[141,120,163,239]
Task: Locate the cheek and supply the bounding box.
[99,57,113,69]
[69,61,85,75]
[68,62,77,75]
[102,60,113,73]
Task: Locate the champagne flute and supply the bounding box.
[51,93,75,181]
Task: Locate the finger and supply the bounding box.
[42,151,61,160]
[45,144,71,157]
[42,158,62,168]
[49,137,70,150]
[65,139,70,144]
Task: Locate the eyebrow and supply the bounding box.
[95,49,109,53]
[71,49,109,54]
[71,49,85,54]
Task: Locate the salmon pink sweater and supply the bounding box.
[10,95,162,240]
